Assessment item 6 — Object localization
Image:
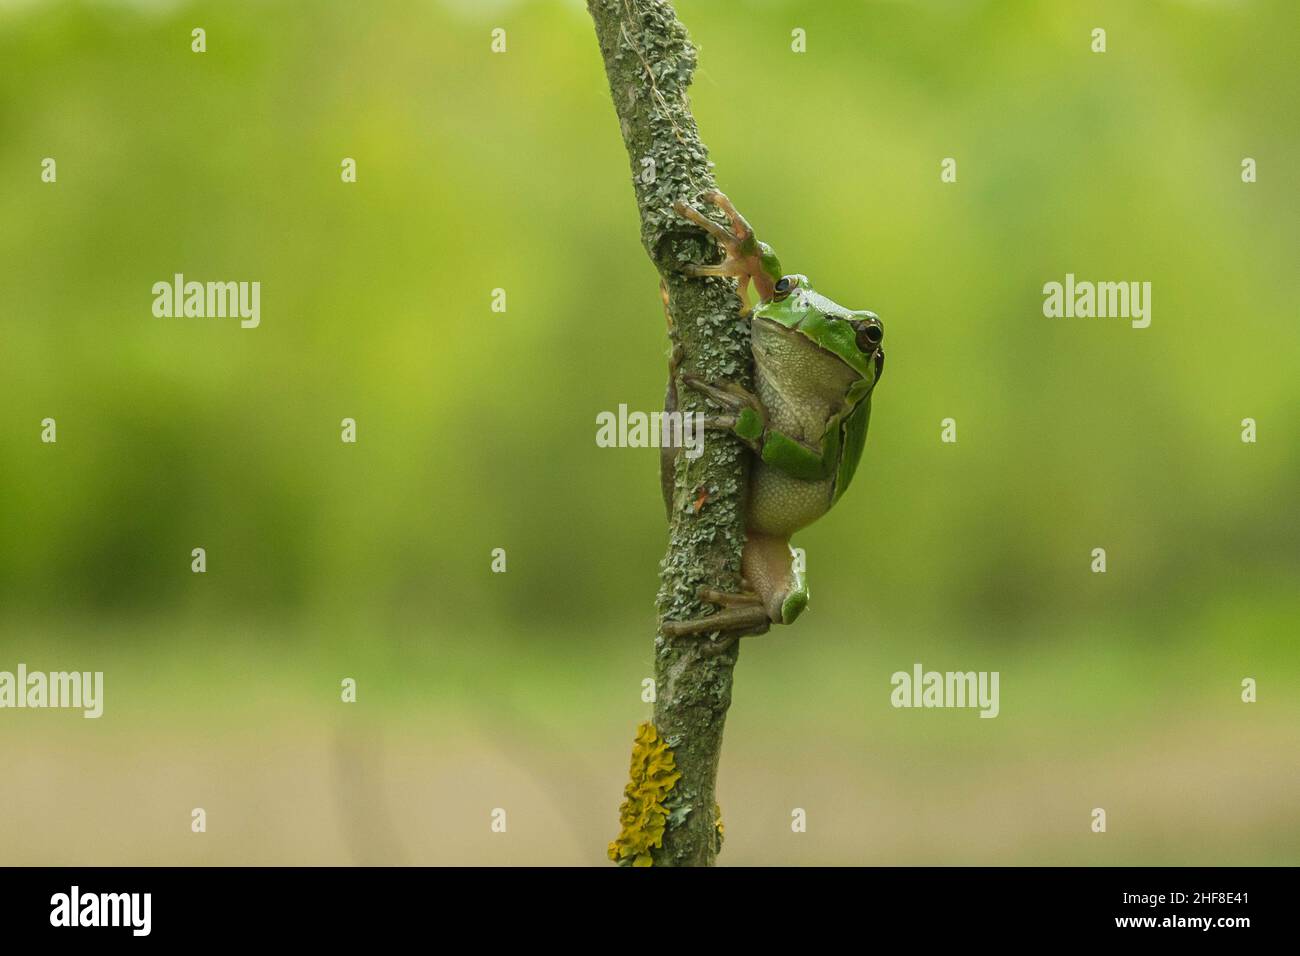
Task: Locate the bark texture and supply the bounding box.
[588,0,752,866]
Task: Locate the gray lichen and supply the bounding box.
[588,0,751,866]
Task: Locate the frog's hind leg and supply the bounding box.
[660,604,772,648]
[697,587,763,608]
[660,533,809,645]
[659,578,771,649]
[743,533,810,625]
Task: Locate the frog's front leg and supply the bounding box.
[673,190,782,314]
[682,372,830,481]
[679,372,768,452]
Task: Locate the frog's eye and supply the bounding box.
[773,275,800,299]
[853,318,884,352]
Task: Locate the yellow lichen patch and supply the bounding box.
[608,721,682,866]
[715,802,724,848]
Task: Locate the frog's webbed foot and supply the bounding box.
[672,190,780,314]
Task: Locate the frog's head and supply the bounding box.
[754,274,885,392]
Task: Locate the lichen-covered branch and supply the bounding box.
[588,0,751,866]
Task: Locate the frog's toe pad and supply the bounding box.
[779,588,809,625]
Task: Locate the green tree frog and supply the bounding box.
[660,191,885,645]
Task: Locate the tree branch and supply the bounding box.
[588,0,752,866]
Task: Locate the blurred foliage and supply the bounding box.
[0,0,1296,864]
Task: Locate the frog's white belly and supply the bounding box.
[747,462,834,538]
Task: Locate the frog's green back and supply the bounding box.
[832,396,872,505]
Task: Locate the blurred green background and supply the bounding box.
[1,0,1297,865]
